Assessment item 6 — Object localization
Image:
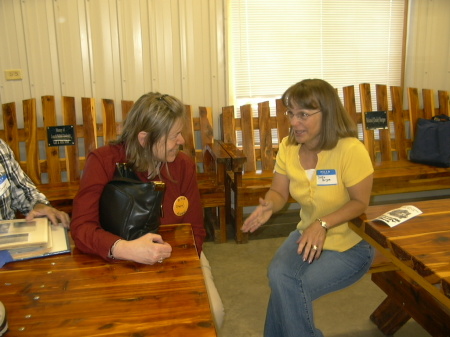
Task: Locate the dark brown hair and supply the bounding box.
[282,79,357,150]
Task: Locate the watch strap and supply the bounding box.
[316,218,328,231]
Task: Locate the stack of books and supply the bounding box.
[0,218,70,262]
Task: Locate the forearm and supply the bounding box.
[317,199,368,230]
[264,188,288,214]
[318,174,372,230]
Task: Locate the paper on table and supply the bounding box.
[1,224,70,263]
[0,217,49,250]
[372,205,423,227]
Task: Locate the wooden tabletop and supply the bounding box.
[349,198,450,308]
[1,224,216,337]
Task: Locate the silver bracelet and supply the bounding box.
[108,239,122,259]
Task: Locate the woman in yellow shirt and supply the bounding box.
[243,79,375,337]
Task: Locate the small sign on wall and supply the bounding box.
[364,111,388,130]
[47,125,75,146]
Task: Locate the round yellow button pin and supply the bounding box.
[173,196,189,216]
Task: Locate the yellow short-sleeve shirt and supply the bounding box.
[275,137,374,252]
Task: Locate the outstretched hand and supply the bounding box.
[242,198,273,233]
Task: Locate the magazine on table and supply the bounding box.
[371,205,423,228]
[0,218,71,263]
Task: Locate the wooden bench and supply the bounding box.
[219,100,292,243]
[220,84,450,243]
[343,84,450,199]
[1,96,229,242]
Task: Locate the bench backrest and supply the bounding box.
[343,84,449,163]
[0,96,214,185]
[221,84,449,171]
[221,100,289,173]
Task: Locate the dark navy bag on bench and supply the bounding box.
[410,114,450,168]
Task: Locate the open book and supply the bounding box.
[0,218,71,263]
[372,205,423,228]
[0,217,49,250]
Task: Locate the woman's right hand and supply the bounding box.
[242,198,273,233]
[113,233,172,264]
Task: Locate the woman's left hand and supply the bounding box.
[297,220,327,263]
[26,204,71,228]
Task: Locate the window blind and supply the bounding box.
[228,0,406,108]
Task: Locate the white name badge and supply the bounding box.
[316,169,337,186]
[0,174,10,195]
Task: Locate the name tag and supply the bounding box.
[0,174,10,195]
[316,169,337,186]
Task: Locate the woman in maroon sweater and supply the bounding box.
[70,93,205,264]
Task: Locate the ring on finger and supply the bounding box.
[312,245,318,250]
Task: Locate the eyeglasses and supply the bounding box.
[285,110,321,121]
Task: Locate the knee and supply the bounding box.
[267,257,286,287]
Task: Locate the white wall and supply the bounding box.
[0,0,226,134]
[404,0,450,91]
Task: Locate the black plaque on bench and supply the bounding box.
[47,125,75,146]
[364,111,388,130]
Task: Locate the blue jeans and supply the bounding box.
[264,230,374,337]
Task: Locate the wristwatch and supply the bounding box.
[316,218,328,232]
[32,200,51,208]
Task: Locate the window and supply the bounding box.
[228,0,406,109]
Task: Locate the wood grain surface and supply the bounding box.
[1,224,216,337]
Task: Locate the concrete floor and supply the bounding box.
[203,236,431,337]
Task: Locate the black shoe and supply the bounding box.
[0,301,7,336]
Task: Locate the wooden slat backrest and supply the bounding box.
[0,96,131,185]
[181,104,215,170]
[102,99,117,144]
[199,106,214,146]
[389,86,409,161]
[422,89,435,119]
[359,83,376,162]
[342,84,449,165]
[408,88,450,139]
[182,104,196,160]
[2,102,20,157]
[275,99,290,143]
[81,97,98,156]
[42,96,62,184]
[438,90,449,116]
[343,85,360,125]
[22,98,40,183]
[258,101,275,171]
[121,100,134,121]
[240,104,257,172]
[221,105,237,146]
[221,102,285,173]
[374,84,392,162]
[198,106,214,171]
[62,97,80,182]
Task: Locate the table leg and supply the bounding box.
[371,271,450,336]
[370,296,411,335]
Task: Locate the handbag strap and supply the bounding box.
[112,163,165,192]
[114,162,140,181]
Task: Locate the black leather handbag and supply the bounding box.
[410,115,450,168]
[99,163,166,240]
